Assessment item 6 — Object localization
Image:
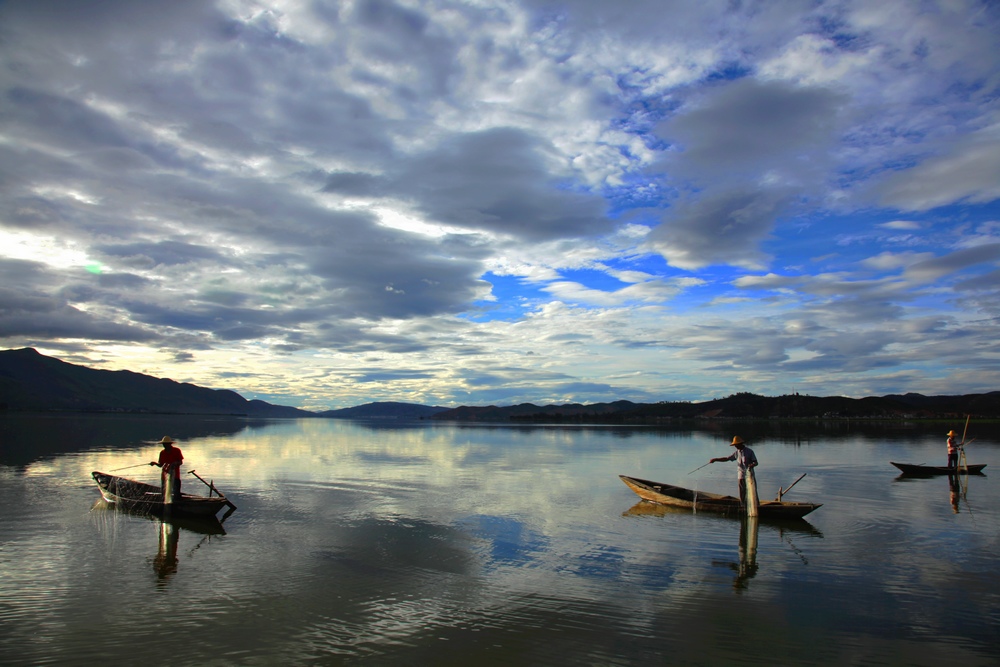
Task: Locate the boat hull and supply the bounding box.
[891,462,987,476]
[92,471,232,517]
[619,475,821,519]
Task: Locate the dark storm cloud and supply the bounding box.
[351,0,459,97]
[353,369,437,383]
[324,128,613,242]
[0,263,155,342]
[305,229,489,320]
[657,79,845,175]
[648,79,847,268]
[392,128,613,241]
[95,241,231,269]
[903,243,1000,284]
[648,187,788,269]
[4,87,132,151]
[321,172,383,197]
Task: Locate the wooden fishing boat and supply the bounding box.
[890,462,987,476]
[92,471,235,518]
[619,475,822,519]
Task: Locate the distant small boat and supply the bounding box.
[890,462,987,476]
[92,471,235,518]
[619,475,821,519]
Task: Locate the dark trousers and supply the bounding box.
[948,452,959,468]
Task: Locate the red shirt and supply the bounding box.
[158,446,184,478]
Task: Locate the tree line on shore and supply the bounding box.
[2,348,998,422]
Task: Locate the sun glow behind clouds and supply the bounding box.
[373,207,455,238]
[0,231,94,270]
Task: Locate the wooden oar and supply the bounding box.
[188,470,236,516]
[775,473,807,501]
[188,469,237,511]
[187,469,223,496]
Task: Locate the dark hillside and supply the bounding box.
[318,402,448,419]
[434,392,1000,423]
[0,348,310,417]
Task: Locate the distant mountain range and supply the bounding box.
[317,402,449,419]
[2,347,999,421]
[0,347,310,417]
[428,391,1000,423]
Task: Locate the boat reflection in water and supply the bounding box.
[624,500,821,592]
[946,472,984,515]
[91,499,227,585]
[893,469,981,515]
[623,499,823,534]
[151,512,227,586]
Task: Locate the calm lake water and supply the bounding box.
[1,414,998,666]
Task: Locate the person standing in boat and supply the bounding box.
[150,436,184,501]
[946,429,960,469]
[708,436,758,505]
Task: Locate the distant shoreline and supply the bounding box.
[3,408,997,425]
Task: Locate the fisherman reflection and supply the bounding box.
[949,474,962,514]
[154,521,179,585]
[731,516,759,591]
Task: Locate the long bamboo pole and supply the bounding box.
[687,461,712,475]
[959,414,971,473]
[110,463,152,472]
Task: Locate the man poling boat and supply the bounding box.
[891,416,985,476]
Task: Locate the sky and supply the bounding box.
[1,0,999,411]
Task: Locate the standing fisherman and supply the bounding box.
[708,436,759,509]
[150,436,184,501]
[946,430,960,469]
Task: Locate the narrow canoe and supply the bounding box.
[92,471,234,518]
[619,475,822,519]
[890,462,987,476]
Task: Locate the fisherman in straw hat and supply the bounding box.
[946,430,959,469]
[708,436,758,506]
[150,436,184,500]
